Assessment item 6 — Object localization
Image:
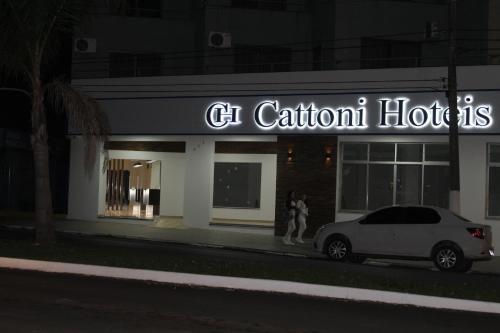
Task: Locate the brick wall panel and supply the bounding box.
[275,135,337,238]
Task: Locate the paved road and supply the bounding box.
[0,269,499,333]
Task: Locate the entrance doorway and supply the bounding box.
[103,158,161,219]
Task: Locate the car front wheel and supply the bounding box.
[432,244,464,272]
[325,236,351,261]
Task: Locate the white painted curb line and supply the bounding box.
[1,256,499,315]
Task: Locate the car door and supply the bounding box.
[391,207,442,257]
[354,207,405,256]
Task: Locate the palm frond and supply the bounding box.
[45,79,109,176]
[0,0,96,83]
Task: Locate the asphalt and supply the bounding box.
[1,215,499,275]
[1,268,500,333]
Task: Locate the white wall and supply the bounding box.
[212,153,277,222]
[67,137,102,221]
[183,137,215,228]
[150,161,161,189]
[335,135,500,250]
[460,136,500,250]
[68,135,279,227]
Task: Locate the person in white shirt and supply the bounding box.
[282,190,297,245]
[295,194,308,244]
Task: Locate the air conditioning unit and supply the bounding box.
[74,38,97,53]
[208,32,232,48]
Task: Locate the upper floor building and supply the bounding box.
[72,0,500,79]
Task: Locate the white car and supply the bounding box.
[313,206,494,272]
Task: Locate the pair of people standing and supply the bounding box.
[282,190,308,245]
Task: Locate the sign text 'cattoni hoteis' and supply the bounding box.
[205,95,493,132]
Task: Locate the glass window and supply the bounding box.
[136,53,162,77]
[396,165,422,205]
[425,144,449,162]
[423,165,449,208]
[490,145,500,163]
[342,143,368,161]
[363,207,406,224]
[361,38,421,69]
[370,143,395,161]
[127,0,161,17]
[109,53,162,78]
[109,53,135,78]
[213,162,262,208]
[368,164,393,210]
[487,144,500,217]
[397,144,422,162]
[232,0,286,11]
[340,142,449,212]
[234,45,291,73]
[406,207,441,224]
[488,166,500,216]
[341,164,367,210]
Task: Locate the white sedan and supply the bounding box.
[313,206,494,272]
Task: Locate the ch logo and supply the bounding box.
[206,102,242,129]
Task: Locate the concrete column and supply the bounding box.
[183,136,215,228]
[67,137,102,221]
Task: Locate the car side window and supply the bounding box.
[362,207,406,225]
[406,207,441,224]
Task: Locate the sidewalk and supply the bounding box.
[1,214,499,275]
[0,215,319,257]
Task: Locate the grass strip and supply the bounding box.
[1,228,499,303]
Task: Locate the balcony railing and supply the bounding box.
[71,40,497,79]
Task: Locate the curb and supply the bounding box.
[1,256,500,315]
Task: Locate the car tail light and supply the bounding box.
[467,228,485,239]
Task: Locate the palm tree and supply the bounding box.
[0,0,108,245]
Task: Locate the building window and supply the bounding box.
[487,144,500,217]
[340,143,449,212]
[231,0,286,11]
[108,0,162,18]
[109,53,135,78]
[109,53,162,77]
[234,45,291,73]
[361,38,421,69]
[213,162,262,208]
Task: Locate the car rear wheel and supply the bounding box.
[325,236,351,261]
[432,244,464,272]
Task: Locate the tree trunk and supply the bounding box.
[31,74,55,245]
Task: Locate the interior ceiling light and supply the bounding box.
[146,160,158,164]
[133,161,143,168]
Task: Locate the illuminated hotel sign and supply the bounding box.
[206,95,493,132]
[88,91,500,135]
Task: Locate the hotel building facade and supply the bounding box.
[68,0,500,247]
